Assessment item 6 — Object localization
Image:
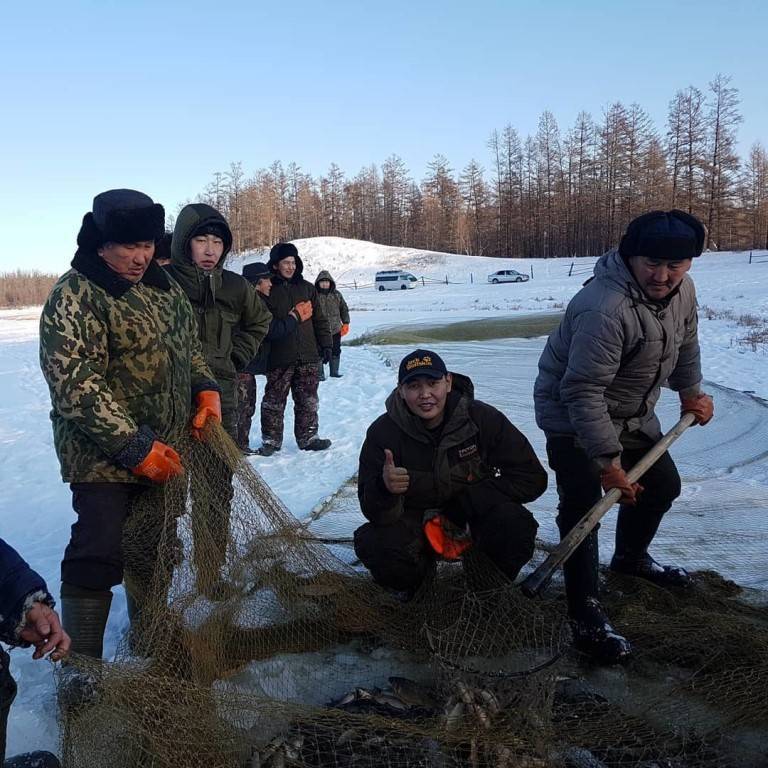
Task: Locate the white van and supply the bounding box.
[374,270,418,291]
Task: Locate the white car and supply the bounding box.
[375,270,418,290]
[487,269,529,284]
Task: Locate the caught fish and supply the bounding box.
[388,676,441,710]
[559,746,609,768]
[445,701,464,731]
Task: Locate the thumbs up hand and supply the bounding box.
[382,448,410,495]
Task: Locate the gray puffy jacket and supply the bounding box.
[534,249,701,459]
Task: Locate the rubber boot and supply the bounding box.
[59,583,112,709]
[3,752,61,768]
[60,583,113,660]
[611,504,690,587]
[318,362,326,381]
[571,597,632,665]
[329,355,342,377]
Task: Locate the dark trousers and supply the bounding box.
[546,433,682,617]
[0,649,16,761]
[354,502,538,593]
[235,372,257,449]
[261,364,320,449]
[62,482,145,591]
[331,332,342,356]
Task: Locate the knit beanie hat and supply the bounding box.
[619,210,705,261]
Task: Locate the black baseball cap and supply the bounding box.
[398,349,448,384]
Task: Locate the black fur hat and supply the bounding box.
[77,189,165,252]
[242,261,271,283]
[268,242,299,268]
[619,209,705,261]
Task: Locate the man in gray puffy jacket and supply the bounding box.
[534,210,714,664]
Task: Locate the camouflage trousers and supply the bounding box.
[235,372,257,450]
[261,363,320,449]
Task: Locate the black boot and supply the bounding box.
[3,752,61,768]
[571,597,632,664]
[301,437,332,451]
[60,583,112,659]
[255,443,281,457]
[612,503,689,587]
[329,356,342,377]
[610,552,691,587]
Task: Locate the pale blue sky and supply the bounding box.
[1,0,766,272]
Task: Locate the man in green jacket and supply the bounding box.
[167,204,271,596]
[314,269,350,380]
[39,189,222,658]
[167,204,271,437]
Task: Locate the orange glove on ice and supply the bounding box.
[132,441,184,483]
[680,392,714,425]
[340,323,350,337]
[191,390,222,440]
[600,465,643,506]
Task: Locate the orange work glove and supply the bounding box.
[132,441,184,483]
[191,390,222,440]
[340,323,350,337]
[600,464,643,506]
[294,301,313,322]
[680,392,714,425]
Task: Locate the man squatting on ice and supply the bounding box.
[313,270,350,380]
[534,209,714,664]
[0,537,69,767]
[257,242,333,456]
[236,262,314,454]
[39,189,223,660]
[354,349,548,599]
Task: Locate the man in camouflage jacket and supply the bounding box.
[39,189,221,658]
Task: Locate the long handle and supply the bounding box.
[521,412,696,598]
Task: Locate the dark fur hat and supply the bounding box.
[619,209,705,261]
[242,261,271,283]
[77,189,165,252]
[268,242,299,268]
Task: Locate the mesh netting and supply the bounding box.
[57,423,768,768]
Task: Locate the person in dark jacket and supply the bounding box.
[40,189,221,656]
[355,349,547,598]
[314,270,350,380]
[257,243,333,455]
[0,538,69,766]
[534,210,715,664]
[236,262,313,453]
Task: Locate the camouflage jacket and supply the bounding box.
[40,251,218,484]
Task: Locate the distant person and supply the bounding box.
[314,270,350,379]
[257,243,333,455]
[152,231,173,267]
[0,537,69,767]
[39,189,221,657]
[534,210,714,664]
[236,262,313,454]
[166,204,271,595]
[355,349,547,599]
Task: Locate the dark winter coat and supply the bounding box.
[243,293,300,375]
[264,252,332,370]
[0,539,54,647]
[166,204,271,415]
[40,247,218,484]
[534,249,701,460]
[358,373,548,526]
[314,270,350,335]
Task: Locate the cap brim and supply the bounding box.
[399,369,446,384]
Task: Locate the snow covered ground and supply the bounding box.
[1,238,767,755]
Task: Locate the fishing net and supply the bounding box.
[57,421,768,768]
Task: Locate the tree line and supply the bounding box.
[0,270,58,308]
[192,74,767,258]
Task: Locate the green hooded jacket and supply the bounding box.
[40,250,218,484]
[166,204,271,420]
